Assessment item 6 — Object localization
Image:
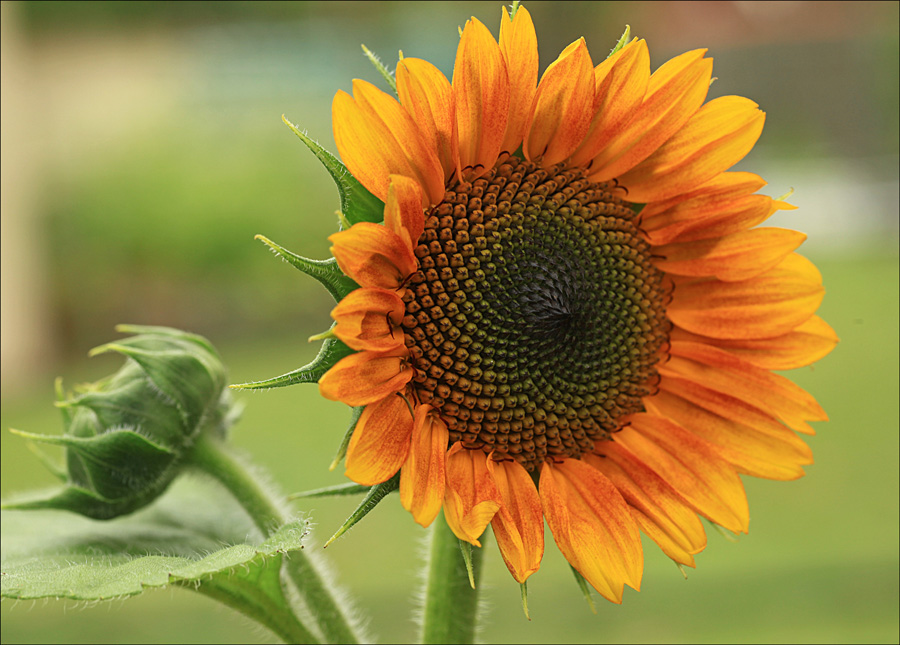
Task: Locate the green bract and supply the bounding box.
[6,324,235,520]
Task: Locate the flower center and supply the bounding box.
[401,158,669,471]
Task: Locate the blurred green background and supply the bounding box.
[1,1,897,643]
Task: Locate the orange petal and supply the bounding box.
[667,253,825,340]
[329,222,417,290]
[667,341,828,434]
[587,49,713,182]
[569,39,650,167]
[453,17,510,179]
[584,447,706,568]
[648,376,813,480]
[345,393,414,485]
[670,315,839,370]
[443,443,501,546]
[618,96,765,203]
[617,414,749,533]
[331,287,406,352]
[318,348,413,406]
[540,458,643,603]
[350,79,445,206]
[653,227,807,281]
[400,405,449,527]
[499,5,538,154]
[524,38,594,165]
[397,58,459,183]
[384,174,426,248]
[641,172,794,246]
[487,457,544,583]
[333,89,429,206]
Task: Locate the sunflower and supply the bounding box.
[316,5,836,603]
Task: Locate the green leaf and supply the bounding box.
[230,337,354,390]
[281,115,384,225]
[254,234,358,302]
[1,475,316,643]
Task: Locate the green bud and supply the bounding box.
[6,325,236,520]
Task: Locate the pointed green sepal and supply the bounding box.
[254,234,358,302]
[230,337,354,390]
[630,202,646,217]
[361,44,398,96]
[281,115,384,225]
[9,428,176,502]
[608,25,631,58]
[324,473,400,547]
[570,564,598,614]
[707,518,741,543]
[330,405,364,471]
[14,435,68,482]
[520,581,531,620]
[287,482,371,500]
[458,539,476,589]
[676,563,689,580]
[509,0,521,19]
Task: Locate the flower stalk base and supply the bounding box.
[421,512,486,645]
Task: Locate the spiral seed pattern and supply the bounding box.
[401,157,669,471]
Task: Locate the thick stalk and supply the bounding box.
[188,434,360,644]
[421,512,485,644]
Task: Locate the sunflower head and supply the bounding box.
[245,3,837,604]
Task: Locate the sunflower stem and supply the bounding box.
[420,512,485,645]
[188,434,362,644]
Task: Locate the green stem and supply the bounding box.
[421,512,485,644]
[188,434,360,644]
[185,568,318,644]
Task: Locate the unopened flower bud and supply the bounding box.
[7,325,235,519]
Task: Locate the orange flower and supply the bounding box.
[319,5,836,603]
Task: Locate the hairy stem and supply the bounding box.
[188,434,361,644]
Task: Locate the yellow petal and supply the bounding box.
[453,17,510,180]
[498,5,538,154]
[653,227,807,282]
[345,393,414,485]
[524,38,594,165]
[617,414,749,534]
[487,457,544,583]
[587,49,712,182]
[540,458,643,603]
[618,96,766,203]
[570,39,650,167]
[397,58,459,183]
[318,348,413,406]
[667,340,828,434]
[400,405,449,527]
[670,315,839,371]
[648,377,813,480]
[331,287,406,352]
[667,253,825,340]
[585,447,706,568]
[443,443,501,546]
[641,171,792,246]
[329,222,417,290]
